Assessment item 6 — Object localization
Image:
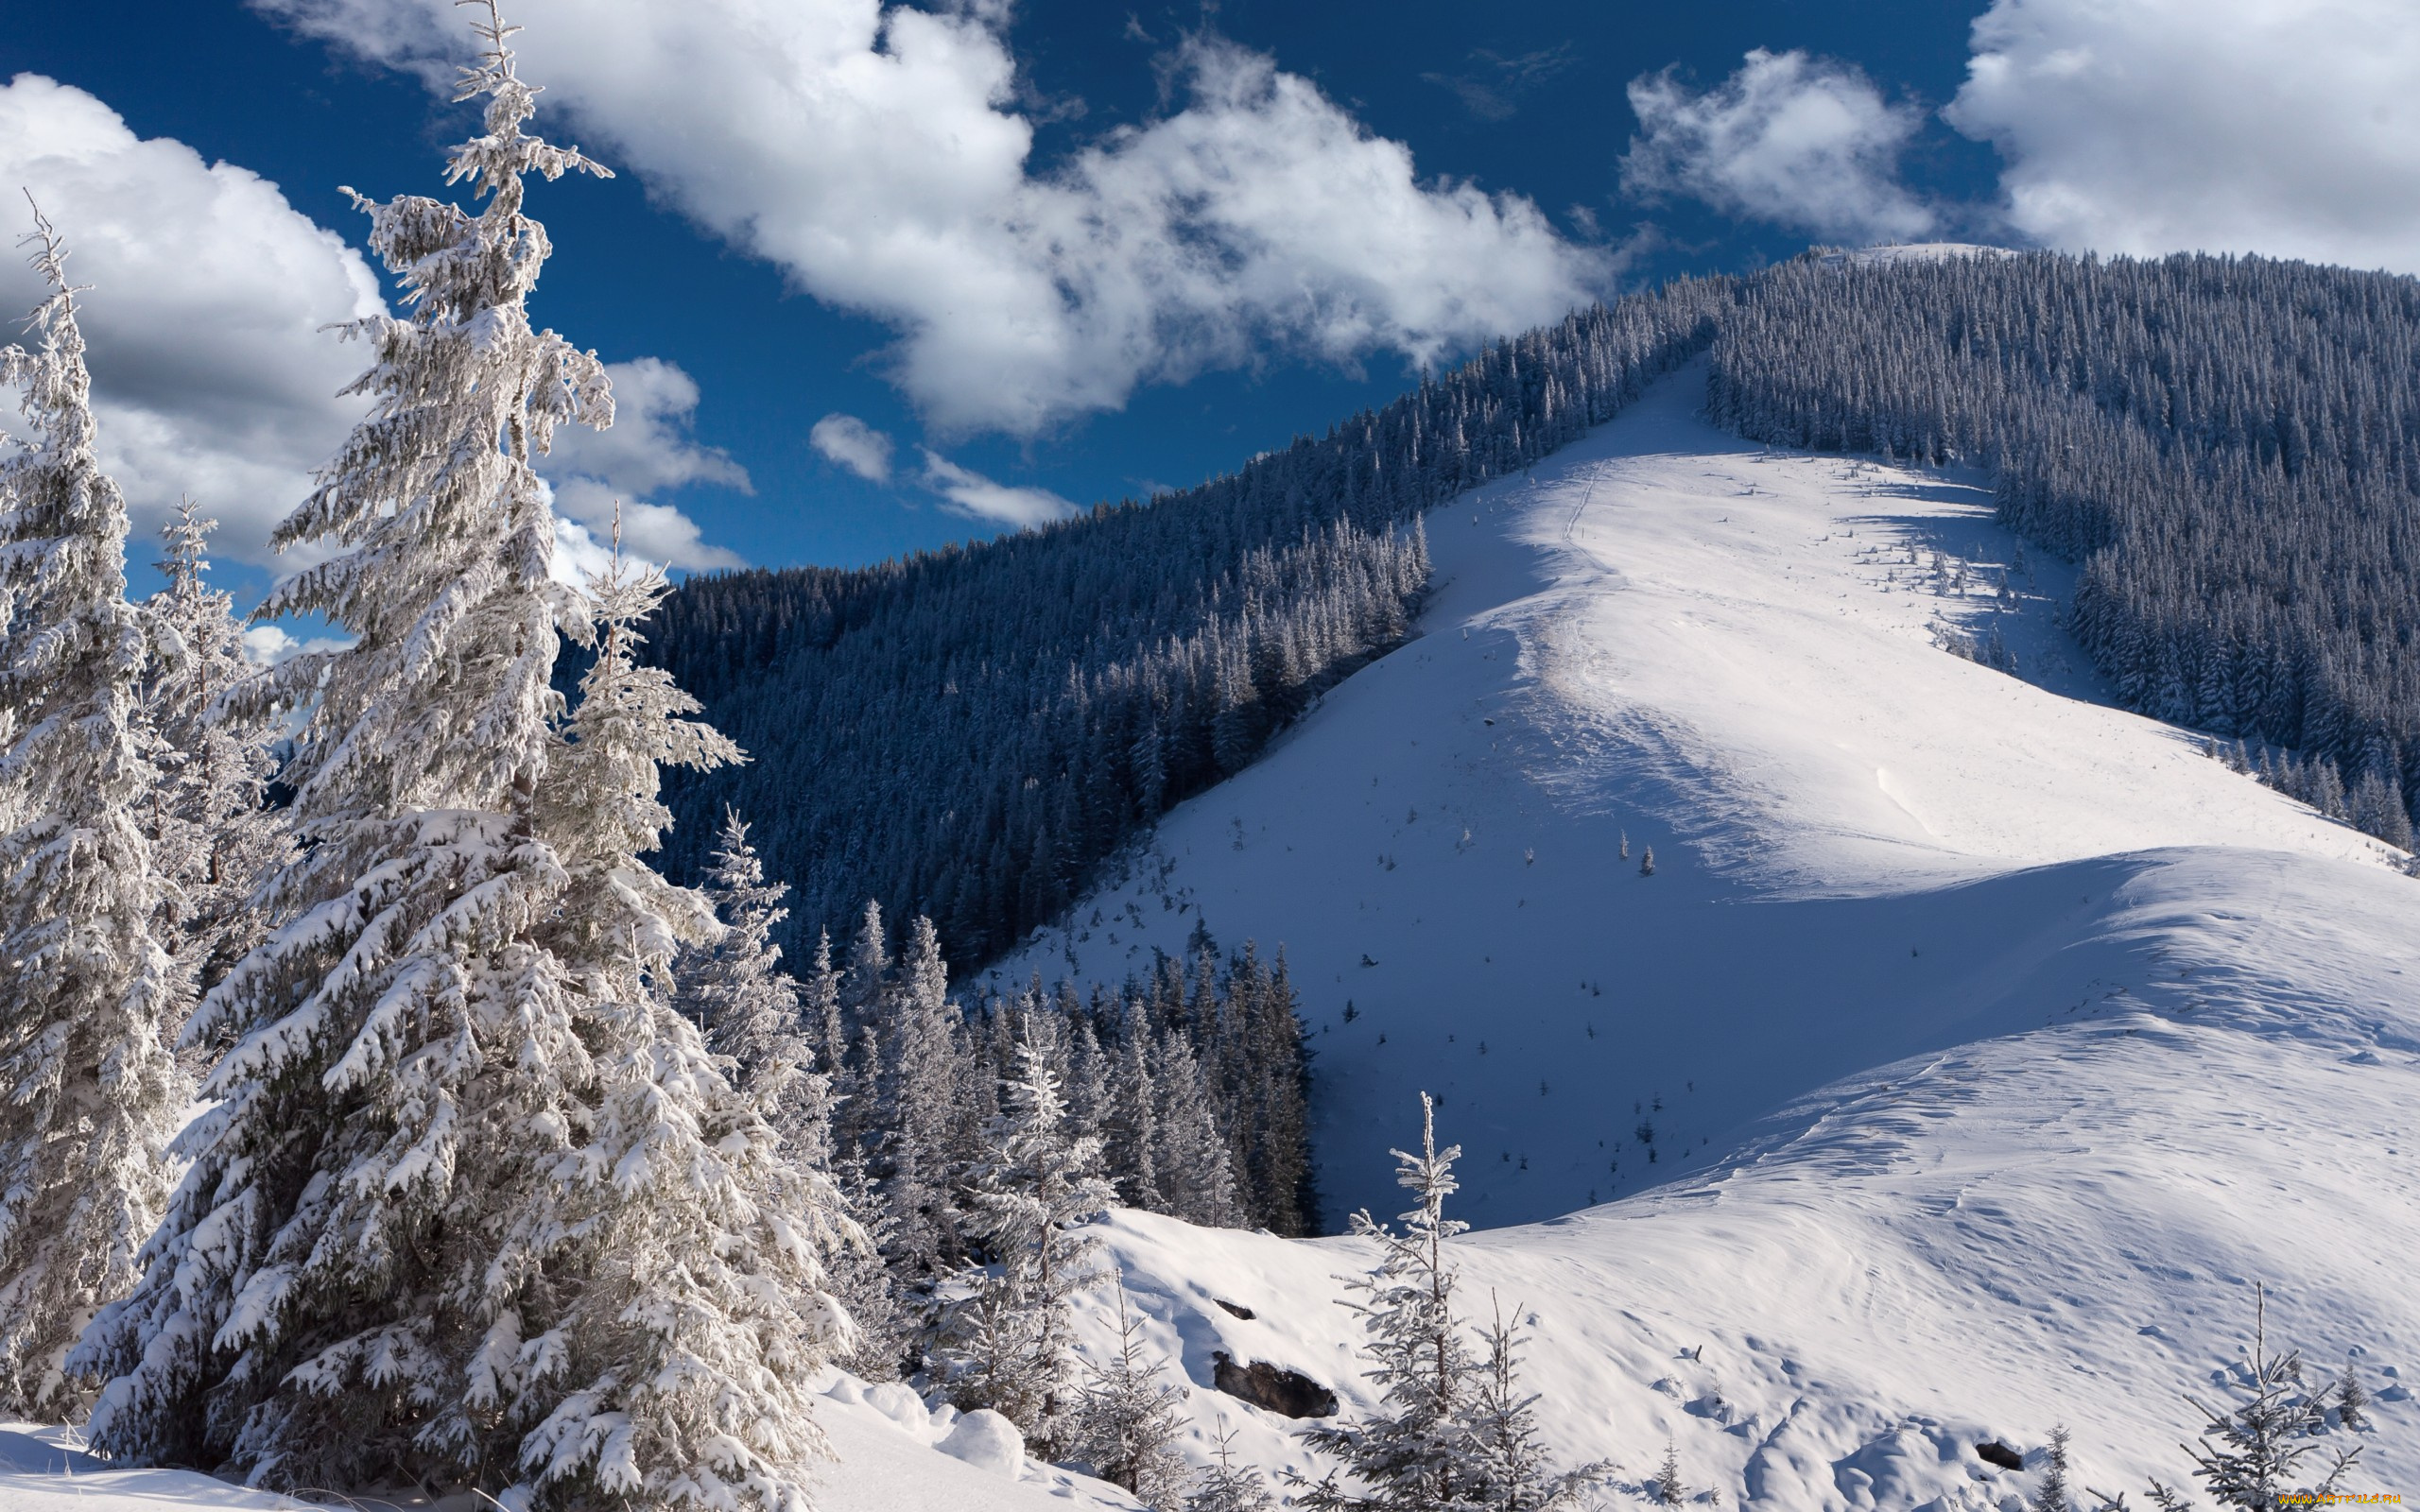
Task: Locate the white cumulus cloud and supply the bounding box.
[252,0,1613,436]
[1620,49,1938,246]
[539,357,750,571]
[0,73,382,568]
[810,413,896,483]
[0,75,742,576]
[919,450,1077,529]
[1945,0,2420,271]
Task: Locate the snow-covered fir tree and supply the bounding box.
[512,538,856,1510]
[936,1023,1113,1456]
[1462,1296,1606,1511]
[1291,1092,1478,1510]
[75,14,843,1501]
[1292,1095,1600,1511]
[141,499,285,1016]
[0,206,188,1422]
[1076,1283,1190,1509]
[686,806,832,1166]
[1653,1442,1685,1506]
[1188,1418,1279,1512]
[2035,1425,2074,1512]
[1151,1034,1243,1228]
[2116,1291,2363,1512]
[874,914,971,1280]
[1104,1024,1163,1209]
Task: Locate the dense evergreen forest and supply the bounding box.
[647,249,2419,981]
[646,281,1732,967]
[1710,251,2420,850]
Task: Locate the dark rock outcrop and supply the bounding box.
[1212,1351,1338,1418]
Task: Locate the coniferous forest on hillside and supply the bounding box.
[648,249,2420,977]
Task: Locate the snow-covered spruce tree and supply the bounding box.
[2034,1425,2074,1512]
[936,1023,1113,1457]
[2110,1291,2363,1512]
[0,207,188,1422]
[1290,1092,1478,1511]
[1077,1282,1190,1509]
[686,806,833,1166]
[1188,1418,1279,1512]
[1464,1296,1605,1512]
[1151,1033,1243,1228]
[143,500,285,1016]
[78,8,608,1486]
[873,914,970,1280]
[1104,1024,1162,1210]
[510,541,856,1510]
[1652,1442,1685,1506]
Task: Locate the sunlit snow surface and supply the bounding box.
[1007,363,2420,1501]
[9,366,2412,1510]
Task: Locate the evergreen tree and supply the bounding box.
[80,8,611,1488]
[142,499,285,1014]
[1653,1442,1685,1506]
[1188,1418,1279,1512]
[0,205,188,1421]
[1077,1283,1190,1509]
[1292,1093,1478,1510]
[687,807,831,1165]
[1151,1033,1243,1228]
[2036,1425,2075,1512]
[876,913,970,1278]
[1463,1296,1606,1511]
[509,538,855,1511]
[936,1024,1113,1456]
[1106,1023,1164,1210]
[2126,1291,2362,1512]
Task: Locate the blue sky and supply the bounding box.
[6,1,2415,603]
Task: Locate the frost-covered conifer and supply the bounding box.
[2034,1425,2074,1512]
[2120,1290,2362,1512]
[1152,1035,1242,1228]
[510,541,855,1511]
[80,7,608,1486]
[688,807,831,1165]
[1463,1296,1606,1511]
[1653,1442,1685,1506]
[1188,1418,1279,1512]
[0,207,187,1422]
[1106,1026,1163,1210]
[1076,1283,1189,1508]
[142,500,284,1011]
[1292,1093,1476,1511]
[876,915,968,1276]
[938,1025,1113,1455]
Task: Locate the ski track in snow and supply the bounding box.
[11,363,2415,1510]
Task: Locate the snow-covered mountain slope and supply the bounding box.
[996,359,2410,1227]
[994,363,2420,1498]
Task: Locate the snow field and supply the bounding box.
[1003,365,2420,1502]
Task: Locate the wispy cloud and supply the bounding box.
[1422,43,1578,123]
[1619,49,1937,245]
[810,413,897,484]
[920,451,1079,529]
